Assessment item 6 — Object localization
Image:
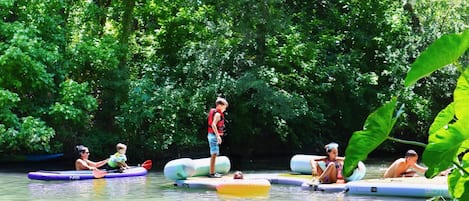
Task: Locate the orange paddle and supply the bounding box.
[93,169,107,178]
[141,160,152,170]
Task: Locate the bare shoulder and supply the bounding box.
[394,158,406,164]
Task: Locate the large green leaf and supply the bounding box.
[454,69,469,120]
[458,139,469,156]
[423,120,469,178]
[448,154,469,199]
[343,98,400,177]
[404,29,469,87]
[428,102,454,135]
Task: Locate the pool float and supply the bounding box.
[174,174,271,196]
[216,178,271,196]
[163,158,196,180]
[164,156,230,180]
[28,166,148,181]
[246,173,346,193]
[290,154,366,182]
[345,176,450,198]
[28,160,152,181]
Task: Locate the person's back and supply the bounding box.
[383,158,408,178]
[383,150,427,178]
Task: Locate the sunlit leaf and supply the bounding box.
[423,121,469,178]
[448,154,469,199]
[428,102,454,135]
[404,29,469,86]
[344,98,401,177]
[454,69,469,120]
[458,139,469,156]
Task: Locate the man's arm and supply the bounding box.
[412,163,428,174]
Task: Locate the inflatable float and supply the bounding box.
[28,166,148,181]
[246,173,346,193]
[164,156,230,180]
[290,154,366,182]
[174,175,271,197]
[346,176,450,198]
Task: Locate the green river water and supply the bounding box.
[0,161,434,201]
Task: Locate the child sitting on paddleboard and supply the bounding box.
[105,143,130,172]
[310,142,344,184]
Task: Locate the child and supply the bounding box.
[207,97,228,178]
[233,171,244,179]
[107,143,130,172]
[311,142,344,184]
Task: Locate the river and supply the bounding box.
[0,160,430,201]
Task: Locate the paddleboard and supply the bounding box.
[345,176,450,198]
[246,173,346,193]
[28,166,148,181]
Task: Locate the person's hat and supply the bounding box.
[325,142,339,152]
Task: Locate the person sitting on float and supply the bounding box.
[310,142,344,184]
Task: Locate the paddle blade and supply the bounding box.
[142,160,152,170]
[93,169,107,178]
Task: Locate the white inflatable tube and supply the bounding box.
[192,156,231,177]
[164,158,196,180]
[290,154,366,182]
[164,156,231,180]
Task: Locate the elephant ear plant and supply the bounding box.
[343,29,469,200]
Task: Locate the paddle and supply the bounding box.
[93,169,107,178]
[141,160,152,170]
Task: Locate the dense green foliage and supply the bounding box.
[0,0,467,160]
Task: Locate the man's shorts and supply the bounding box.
[207,133,219,155]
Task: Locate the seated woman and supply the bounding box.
[75,145,109,170]
[310,142,344,184]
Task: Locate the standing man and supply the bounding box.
[207,97,228,178]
